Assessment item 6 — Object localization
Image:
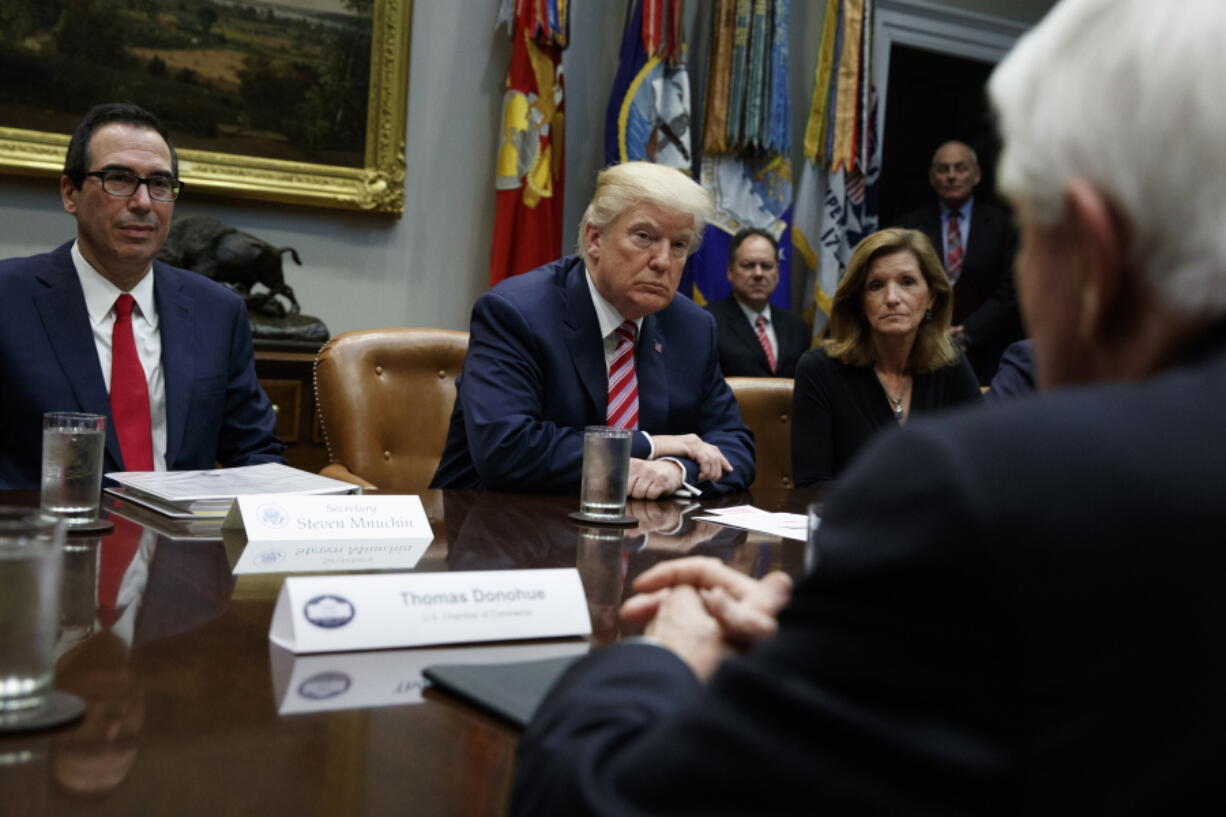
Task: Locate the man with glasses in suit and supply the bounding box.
[0,102,282,489]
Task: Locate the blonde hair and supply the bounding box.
[822,228,958,373]
[578,162,714,262]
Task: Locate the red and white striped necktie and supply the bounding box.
[755,315,777,373]
[606,321,639,429]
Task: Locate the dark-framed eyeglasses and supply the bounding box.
[84,170,183,202]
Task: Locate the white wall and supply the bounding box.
[0,0,1051,336]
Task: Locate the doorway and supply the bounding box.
[880,43,1002,227]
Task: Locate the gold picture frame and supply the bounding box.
[0,0,411,216]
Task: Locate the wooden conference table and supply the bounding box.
[0,487,820,817]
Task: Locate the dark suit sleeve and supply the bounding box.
[513,427,1012,816]
[681,316,756,493]
[961,218,1019,346]
[986,340,1036,401]
[791,349,836,486]
[456,290,611,491]
[215,297,284,467]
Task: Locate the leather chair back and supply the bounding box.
[315,328,468,493]
[726,377,794,490]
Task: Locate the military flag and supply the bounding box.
[489,0,569,286]
[794,0,881,338]
[684,0,793,308]
[604,0,691,171]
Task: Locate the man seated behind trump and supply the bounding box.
[431,162,755,498]
[510,0,1226,813]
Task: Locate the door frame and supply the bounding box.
[874,0,1029,148]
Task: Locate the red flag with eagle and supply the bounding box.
[489,0,569,286]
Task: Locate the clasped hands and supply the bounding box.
[626,434,733,500]
[619,556,793,681]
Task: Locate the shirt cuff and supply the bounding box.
[642,431,655,460]
[657,457,700,498]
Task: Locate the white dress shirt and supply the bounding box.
[72,241,169,470]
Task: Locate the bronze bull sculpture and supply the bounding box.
[158,215,302,318]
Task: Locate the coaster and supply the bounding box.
[65,518,115,536]
[0,691,86,733]
[568,511,638,527]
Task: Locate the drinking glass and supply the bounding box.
[40,412,106,527]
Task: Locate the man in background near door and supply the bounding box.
[706,228,809,377]
[0,102,283,489]
[896,140,1021,382]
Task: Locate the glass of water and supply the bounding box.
[578,426,633,521]
[40,412,106,527]
[0,507,67,723]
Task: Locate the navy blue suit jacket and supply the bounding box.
[0,242,283,489]
[513,324,1226,815]
[431,256,755,494]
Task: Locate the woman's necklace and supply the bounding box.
[875,371,911,422]
[886,390,905,420]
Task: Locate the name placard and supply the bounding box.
[226,494,434,574]
[268,568,592,654]
[269,640,589,715]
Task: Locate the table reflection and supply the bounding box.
[0,487,816,817]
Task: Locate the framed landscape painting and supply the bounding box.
[0,0,411,214]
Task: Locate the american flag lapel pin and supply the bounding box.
[654,341,663,354]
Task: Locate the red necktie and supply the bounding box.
[97,516,142,628]
[755,315,777,373]
[606,321,639,429]
[946,211,964,284]
[111,294,154,471]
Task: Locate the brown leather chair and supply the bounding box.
[314,328,468,493]
[726,377,794,491]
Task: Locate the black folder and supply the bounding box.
[423,654,582,728]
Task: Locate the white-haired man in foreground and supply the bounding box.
[511,1,1226,813]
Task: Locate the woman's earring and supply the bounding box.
[924,308,933,322]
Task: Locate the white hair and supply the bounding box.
[578,162,714,262]
[989,0,1226,312]
[931,141,978,168]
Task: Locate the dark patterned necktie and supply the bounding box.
[946,211,964,284]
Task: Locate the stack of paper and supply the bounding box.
[695,505,812,541]
[105,463,360,518]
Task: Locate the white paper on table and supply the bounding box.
[107,463,358,502]
[695,505,812,541]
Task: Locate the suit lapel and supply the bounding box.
[31,247,124,466]
[920,205,942,253]
[154,264,194,468]
[962,205,997,290]
[774,311,802,360]
[637,313,668,430]
[562,262,608,418]
[724,300,772,372]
